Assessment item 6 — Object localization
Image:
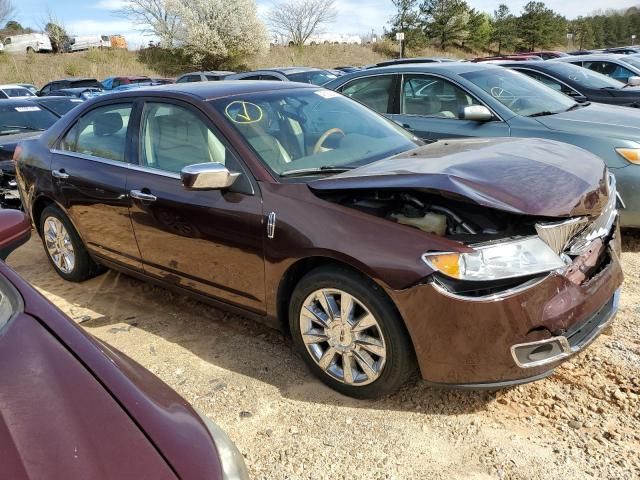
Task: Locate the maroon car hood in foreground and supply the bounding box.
[0,262,223,479]
[310,138,609,218]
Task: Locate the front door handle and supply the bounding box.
[52,169,69,179]
[129,189,157,202]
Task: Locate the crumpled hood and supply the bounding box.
[310,137,609,218]
[534,102,640,140]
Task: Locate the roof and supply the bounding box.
[560,54,629,62]
[107,80,317,101]
[363,62,502,75]
[0,84,29,89]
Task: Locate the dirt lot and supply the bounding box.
[7,234,640,480]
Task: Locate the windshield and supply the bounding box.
[211,89,419,176]
[461,68,576,116]
[544,62,624,89]
[0,104,58,135]
[36,98,83,116]
[621,56,640,70]
[286,71,338,86]
[2,88,34,98]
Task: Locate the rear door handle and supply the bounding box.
[129,189,157,202]
[52,169,69,179]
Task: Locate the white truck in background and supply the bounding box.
[2,33,53,54]
[70,35,111,51]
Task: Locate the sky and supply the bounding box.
[13,0,640,49]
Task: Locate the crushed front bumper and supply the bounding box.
[390,226,624,387]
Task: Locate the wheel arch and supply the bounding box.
[275,255,407,337]
[31,195,56,234]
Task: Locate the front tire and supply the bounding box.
[289,266,416,399]
[39,205,103,282]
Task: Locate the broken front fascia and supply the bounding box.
[424,174,619,295]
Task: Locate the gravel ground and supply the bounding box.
[7,234,640,480]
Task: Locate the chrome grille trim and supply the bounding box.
[536,174,617,256]
[535,217,588,255]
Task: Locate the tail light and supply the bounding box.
[12,145,22,162]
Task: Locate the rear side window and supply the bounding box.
[61,103,133,162]
[339,75,395,114]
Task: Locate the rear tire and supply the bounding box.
[289,266,416,399]
[39,205,103,282]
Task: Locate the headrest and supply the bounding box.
[94,112,123,136]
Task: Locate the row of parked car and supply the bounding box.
[0,52,632,474]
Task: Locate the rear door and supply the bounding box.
[126,99,266,313]
[390,74,510,140]
[51,101,142,270]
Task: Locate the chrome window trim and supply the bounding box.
[50,149,130,169]
[50,149,182,179]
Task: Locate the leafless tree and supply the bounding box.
[118,0,179,48]
[0,0,15,27]
[267,0,337,47]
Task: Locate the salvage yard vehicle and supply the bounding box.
[325,63,640,227]
[500,60,640,107]
[38,78,103,96]
[15,82,623,398]
[0,99,62,209]
[227,67,338,85]
[0,210,249,480]
[2,33,53,54]
[558,54,640,84]
[101,75,151,90]
[176,71,236,83]
[70,34,112,51]
[0,84,36,99]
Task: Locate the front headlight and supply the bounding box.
[615,147,640,164]
[423,237,566,281]
[196,410,250,480]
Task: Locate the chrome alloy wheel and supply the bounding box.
[44,217,75,274]
[299,289,387,386]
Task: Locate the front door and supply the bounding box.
[126,100,266,313]
[390,74,511,140]
[52,101,142,270]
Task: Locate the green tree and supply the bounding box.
[420,0,469,50]
[517,1,566,51]
[491,4,516,54]
[388,0,426,53]
[465,9,492,51]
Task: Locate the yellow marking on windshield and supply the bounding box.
[225,101,264,124]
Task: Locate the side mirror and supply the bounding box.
[181,162,240,190]
[627,76,640,87]
[0,210,31,260]
[462,105,493,122]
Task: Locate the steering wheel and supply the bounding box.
[490,86,517,107]
[313,128,345,154]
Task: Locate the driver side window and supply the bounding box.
[140,102,233,174]
[401,74,481,118]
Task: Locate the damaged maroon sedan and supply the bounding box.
[15,82,622,398]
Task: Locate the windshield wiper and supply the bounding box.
[565,102,587,111]
[280,166,355,177]
[527,111,558,117]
